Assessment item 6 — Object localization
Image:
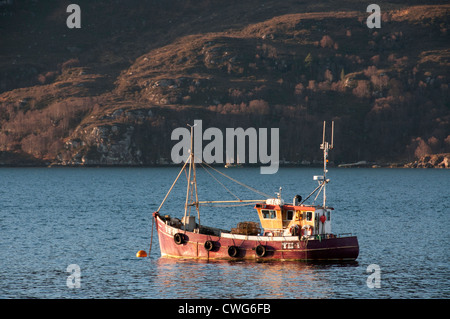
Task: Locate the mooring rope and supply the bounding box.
[148,215,154,257]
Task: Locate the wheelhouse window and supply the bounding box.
[261,209,277,219]
[285,210,294,221]
[306,211,313,221]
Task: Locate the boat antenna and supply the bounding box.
[276,187,282,200]
[319,120,334,207]
[301,121,334,207]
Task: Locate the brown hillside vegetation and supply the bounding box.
[0,0,449,166]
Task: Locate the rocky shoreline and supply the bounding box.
[1,151,449,169]
[402,153,450,169]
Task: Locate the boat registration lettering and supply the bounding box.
[282,242,301,249]
[164,224,177,236]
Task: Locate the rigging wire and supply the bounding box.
[199,162,241,201]
[300,181,324,205]
[199,202,259,208]
[155,152,271,214]
[197,157,271,199]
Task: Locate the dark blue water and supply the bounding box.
[0,167,449,299]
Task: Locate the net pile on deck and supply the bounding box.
[231,221,261,235]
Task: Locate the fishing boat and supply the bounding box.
[150,121,359,261]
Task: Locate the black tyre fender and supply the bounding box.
[228,245,239,257]
[174,233,184,245]
[255,244,266,257]
[204,240,214,251]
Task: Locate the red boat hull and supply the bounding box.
[154,214,359,261]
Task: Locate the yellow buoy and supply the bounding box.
[136,250,147,258]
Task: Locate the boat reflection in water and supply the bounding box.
[152,258,358,298]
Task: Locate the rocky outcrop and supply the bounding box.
[57,123,142,166]
[52,107,164,166]
[404,153,450,168]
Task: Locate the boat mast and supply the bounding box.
[183,124,200,230]
[192,131,200,228]
[320,121,334,207]
[300,121,334,207]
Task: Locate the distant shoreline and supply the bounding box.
[1,152,449,169]
[0,162,448,169]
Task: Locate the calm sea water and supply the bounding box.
[0,167,448,299]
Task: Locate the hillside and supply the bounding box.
[0,0,449,167]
